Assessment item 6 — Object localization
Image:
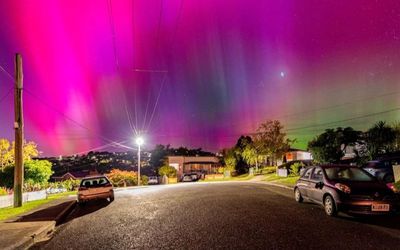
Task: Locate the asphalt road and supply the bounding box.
[34,182,400,249]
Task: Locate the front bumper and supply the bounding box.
[337,196,400,215]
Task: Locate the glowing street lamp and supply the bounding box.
[135,137,144,186]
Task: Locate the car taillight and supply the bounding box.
[335,183,351,194]
[386,183,399,193]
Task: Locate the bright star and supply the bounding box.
[280,71,285,78]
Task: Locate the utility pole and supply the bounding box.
[137,144,141,186]
[14,53,23,207]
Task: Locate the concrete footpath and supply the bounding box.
[0,196,76,250]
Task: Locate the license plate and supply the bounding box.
[371,204,390,212]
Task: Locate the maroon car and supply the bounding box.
[294,165,400,216]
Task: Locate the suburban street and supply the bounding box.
[34,182,400,249]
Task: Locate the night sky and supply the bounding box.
[0,0,400,156]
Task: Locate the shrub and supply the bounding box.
[141,175,148,185]
[289,162,304,177]
[107,169,138,187]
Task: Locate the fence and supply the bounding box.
[0,190,47,208]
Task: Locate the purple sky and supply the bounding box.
[0,0,400,156]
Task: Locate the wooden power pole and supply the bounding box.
[14,53,23,207]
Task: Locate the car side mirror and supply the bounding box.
[315,181,324,189]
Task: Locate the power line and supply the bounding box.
[0,64,13,81]
[285,106,400,132]
[24,89,135,150]
[107,0,119,70]
[144,75,167,132]
[274,90,400,121]
[0,87,13,104]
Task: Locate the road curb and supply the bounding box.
[54,200,76,225]
[30,221,57,245]
[249,180,294,190]
[114,186,149,192]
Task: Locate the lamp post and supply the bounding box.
[135,137,144,186]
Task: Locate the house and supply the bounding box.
[284,149,313,163]
[52,170,98,182]
[167,156,221,180]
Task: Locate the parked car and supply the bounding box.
[361,156,400,183]
[294,165,400,216]
[78,175,114,205]
[189,172,199,181]
[148,176,159,185]
[181,174,194,182]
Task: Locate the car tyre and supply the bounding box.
[109,195,114,202]
[324,195,337,217]
[294,188,303,203]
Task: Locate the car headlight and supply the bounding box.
[386,183,399,193]
[335,183,351,194]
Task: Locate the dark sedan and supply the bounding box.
[294,165,400,216]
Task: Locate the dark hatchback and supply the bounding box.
[294,165,400,216]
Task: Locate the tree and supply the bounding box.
[233,136,252,174]
[241,142,264,171]
[24,160,53,185]
[0,139,39,170]
[254,120,293,165]
[0,160,53,188]
[221,148,237,172]
[365,121,396,158]
[158,165,177,177]
[308,127,362,163]
[0,139,13,170]
[392,122,400,151]
[149,144,171,170]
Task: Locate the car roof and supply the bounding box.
[81,175,107,180]
[307,164,355,169]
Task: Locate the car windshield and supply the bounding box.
[81,177,110,187]
[324,167,375,182]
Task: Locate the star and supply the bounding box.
[280,71,285,78]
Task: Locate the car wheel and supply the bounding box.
[294,188,303,203]
[109,195,114,202]
[324,195,337,217]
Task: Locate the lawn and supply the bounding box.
[0,191,76,221]
[263,173,299,187]
[199,174,254,182]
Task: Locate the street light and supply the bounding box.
[135,137,144,186]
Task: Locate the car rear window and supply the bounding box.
[81,177,110,187]
[324,167,375,182]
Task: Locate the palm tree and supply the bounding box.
[365,121,396,158]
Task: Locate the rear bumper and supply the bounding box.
[78,191,113,202]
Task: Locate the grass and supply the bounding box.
[263,173,299,187]
[0,191,76,221]
[199,174,254,182]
